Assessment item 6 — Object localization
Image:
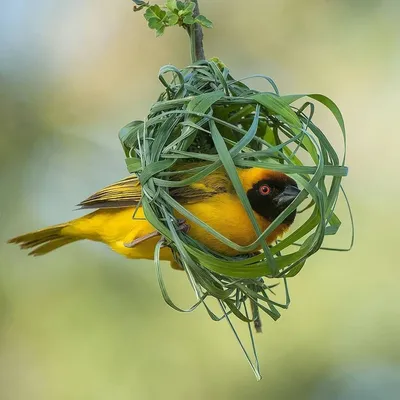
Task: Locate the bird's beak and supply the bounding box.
[274,185,301,208]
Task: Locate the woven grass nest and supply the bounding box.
[118,58,351,376]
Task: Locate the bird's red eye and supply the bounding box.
[259,184,271,196]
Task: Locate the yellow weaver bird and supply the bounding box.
[8,167,300,269]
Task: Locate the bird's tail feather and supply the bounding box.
[8,223,79,256]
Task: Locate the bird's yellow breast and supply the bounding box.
[65,192,288,261]
[181,193,272,255]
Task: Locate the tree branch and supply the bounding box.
[188,0,205,62]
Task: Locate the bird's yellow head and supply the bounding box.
[239,168,300,225]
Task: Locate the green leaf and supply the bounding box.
[186,91,224,114]
[119,120,144,152]
[166,12,179,26]
[165,0,177,11]
[285,260,306,278]
[125,157,142,173]
[182,2,195,16]
[183,15,195,24]
[195,15,213,28]
[176,1,186,10]
[280,93,347,162]
[250,92,302,130]
[147,18,163,30]
[140,159,176,184]
[156,25,166,37]
[144,5,166,21]
[263,125,276,145]
[325,212,341,235]
[225,300,253,322]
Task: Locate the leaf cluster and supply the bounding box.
[132,0,212,36]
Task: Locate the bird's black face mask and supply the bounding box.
[247,177,300,224]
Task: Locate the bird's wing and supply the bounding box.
[77,175,142,209]
[78,169,233,210]
[169,170,232,203]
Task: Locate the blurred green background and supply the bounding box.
[1,0,399,399]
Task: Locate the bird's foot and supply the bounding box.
[176,218,190,234]
[124,230,161,248]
